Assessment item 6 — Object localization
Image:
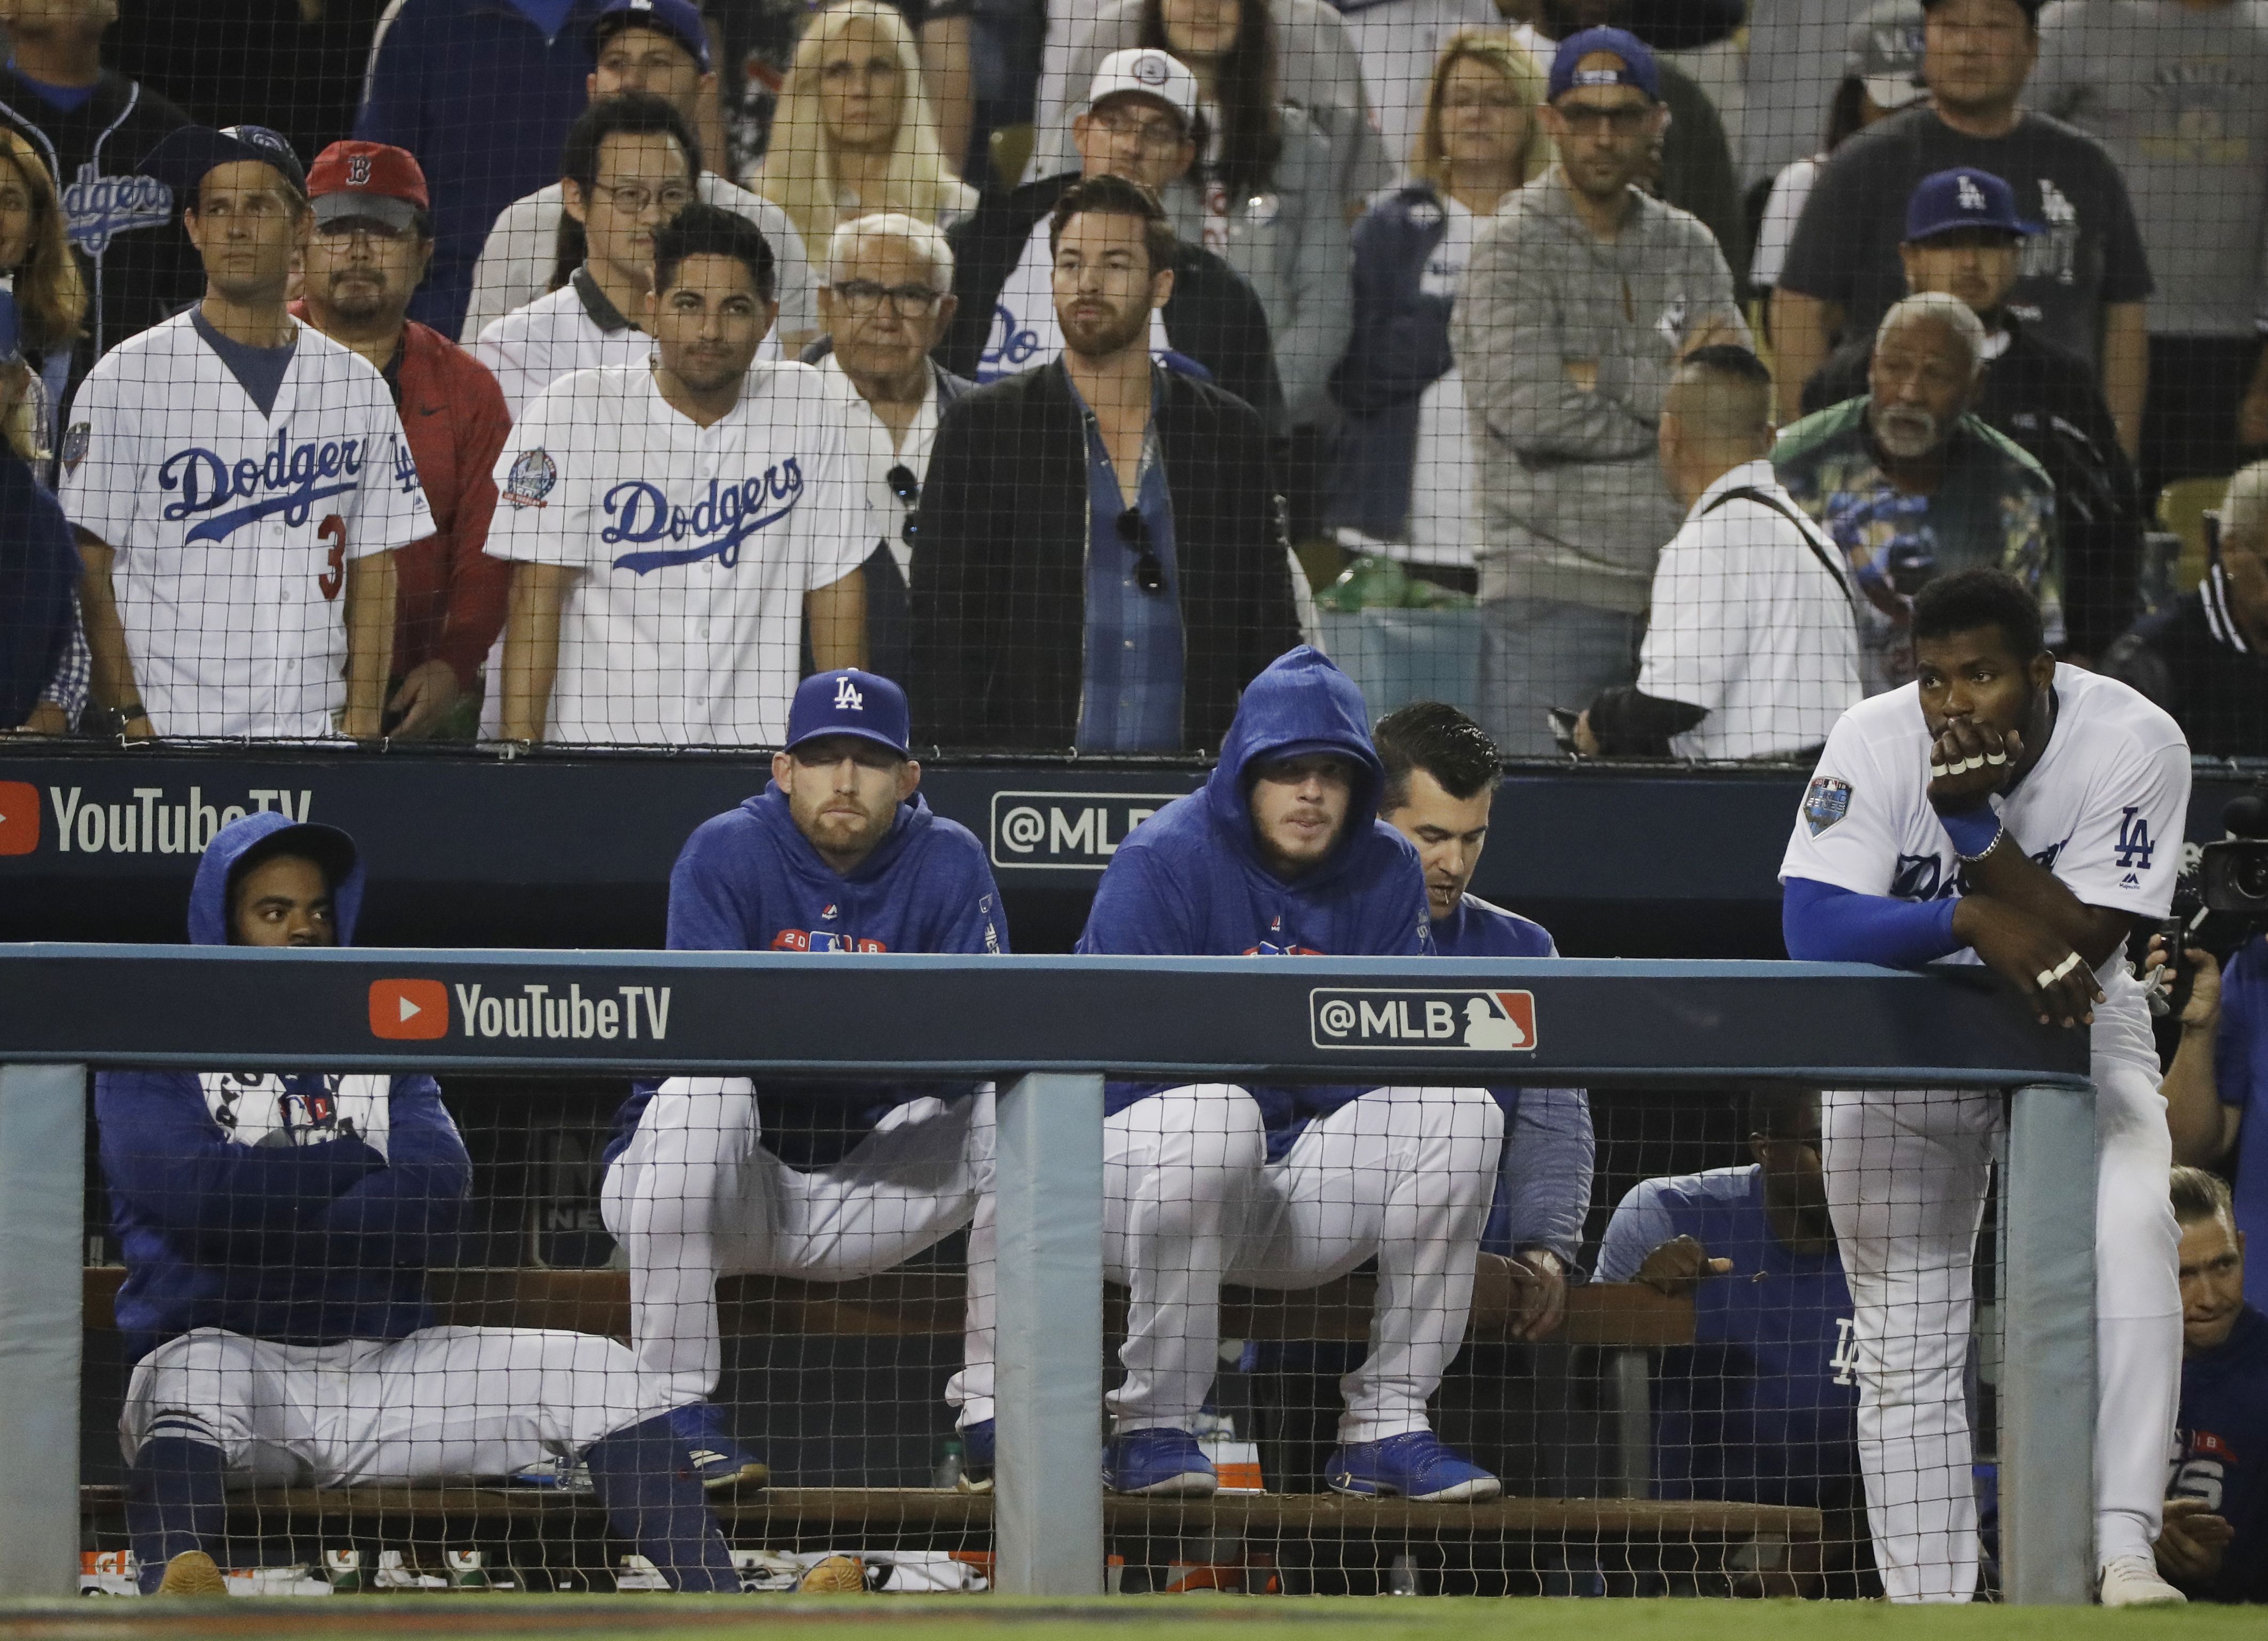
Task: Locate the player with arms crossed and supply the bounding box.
[1781,569,2191,1605]
[62,125,431,741]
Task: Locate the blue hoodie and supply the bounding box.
[1078,647,1432,1155]
[97,812,471,1367]
[603,784,1008,1171]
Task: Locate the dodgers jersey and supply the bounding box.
[1780,665,2191,1069]
[60,312,434,738]
[484,360,865,747]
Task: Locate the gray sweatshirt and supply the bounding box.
[1452,170,1747,615]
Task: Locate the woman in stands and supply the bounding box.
[0,123,85,449]
[1328,32,1548,594]
[748,0,975,262]
[1136,0,1350,551]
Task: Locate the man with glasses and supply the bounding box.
[293,141,511,743]
[912,172,1297,751]
[814,212,975,682]
[1453,26,1747,757]
[473,92,706,418]
[938,49,1284,429]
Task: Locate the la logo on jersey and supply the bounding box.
[834,676,863,711]
[2115,806,2155,891]
[160,427,367,543]
[602,463,806,574]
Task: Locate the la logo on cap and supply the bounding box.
[1957,174,1986,212]
[833,675,864,711]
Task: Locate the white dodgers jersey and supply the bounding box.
[1780,665,2192,1068]
[484,360,866,747]
[60,313,433,738]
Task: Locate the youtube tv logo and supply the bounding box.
[0,781,38,855]
[370,978,448,1041]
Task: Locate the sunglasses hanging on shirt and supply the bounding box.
[887,463,919,548]
[1117,508,1166,594]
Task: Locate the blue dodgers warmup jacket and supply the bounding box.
[603,783,1007,1171]
[2171,1304,2268,1604]
[1078,646,1432,1156]
[98,812,470,1367]
[1596,1165,1860,1508]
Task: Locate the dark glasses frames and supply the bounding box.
[1116,508,1166,594]
[887,464,919,547]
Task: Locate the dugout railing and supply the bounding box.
[0,948,2094,1602]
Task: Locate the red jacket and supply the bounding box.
[291,306,512,688]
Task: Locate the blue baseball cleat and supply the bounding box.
[957,1418,995,1494]
[1103,1428,1218,1497]
[1324,1432,1500,1502]
[668,1402,768,1492]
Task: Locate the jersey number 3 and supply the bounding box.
[317,516,346,601]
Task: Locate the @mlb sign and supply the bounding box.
[1310,988,1537,1051]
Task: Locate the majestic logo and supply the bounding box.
[833,675,864,711]
[62,162,173,256]
[370,978,449,1040]
[0,781,37,855]
[345,153,374,186]
[159,427,365,543]
[1310,988,1537,1052]
[1803,776,1852,836]
[989,790,1183,869]
[603,467,805,574]
[503,447,557,508]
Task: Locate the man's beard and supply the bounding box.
[1061,297,1150,361]
[1871,403,1944,460]
[317,274,392,323]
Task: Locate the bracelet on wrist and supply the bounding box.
[1939,806,2002,861]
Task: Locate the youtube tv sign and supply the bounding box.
[369,978,448,1041]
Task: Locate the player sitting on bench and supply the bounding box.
[103,812,742,1596]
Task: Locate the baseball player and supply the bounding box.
[104,812,741,1596]
[601,667,1006,1474]
[951,647,1504,1502]
[1781,568,2191,1605]
[1374,700,1592,1327]
[60,124,432,741]
[486,204,866,748]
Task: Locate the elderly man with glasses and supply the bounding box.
[811,213,974,683]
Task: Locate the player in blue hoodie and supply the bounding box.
[602,670,1007,1482]
[103,812,742,1596]
[1027,647,1503,1500]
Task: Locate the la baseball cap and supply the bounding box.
[593,0,712,72]
[1905,167,2039,242]
[1548,27,1661,104]
[140,123,306,203]
[784,669,911,757]
[306,141,430,233]
[1844,0,1926,112]
[1086,47,1199,131]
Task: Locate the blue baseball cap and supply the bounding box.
[593,0,712,72]
[784,669,911,756]
[1905,167,2040,242]
[1548,27,1661,103]
[140,123,307,203]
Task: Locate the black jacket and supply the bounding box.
[937,172,1287,431]
[0,67,199,386]
[1804,315,2143,657]
[2103,571,2268,759]
[910,359,1300,752]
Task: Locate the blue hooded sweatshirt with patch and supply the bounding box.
[1077,647,1433,1156]
[602,784,1008,1171]
[97,811,471,1367]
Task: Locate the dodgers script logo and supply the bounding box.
[160,427,365,544]
[603,464,804,574]
[981,301,1043,378]
[63,161,173,255]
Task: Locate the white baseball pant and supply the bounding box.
[948,1082,1503,1444]
[121,1325,671,1486]
[602,1078,992,1406]
[1822,1053,2181,1601]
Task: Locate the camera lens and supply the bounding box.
[2240,853,2268,902]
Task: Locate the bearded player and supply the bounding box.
[1780,569,2189,1606]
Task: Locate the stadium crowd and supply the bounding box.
[0,0,2258,1610]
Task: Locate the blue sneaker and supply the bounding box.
[1103,1428,1218,1497]
[958,1419,995,1495]
[1324,1432,1500,1502]
[668,1403,768,1492]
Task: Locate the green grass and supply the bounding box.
[3,1596,2260,1641]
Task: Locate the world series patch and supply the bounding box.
[503,447,557,508]
[1803,776,1852,836]
[61,422,89,473]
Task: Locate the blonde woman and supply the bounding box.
[0,125,85,438]
[1328,31,1547,584]
[748,0,974,261]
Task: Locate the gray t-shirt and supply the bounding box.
[2033,0,2268,338]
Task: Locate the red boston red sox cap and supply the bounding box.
[306,140,431,233]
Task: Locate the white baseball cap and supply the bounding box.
[1085,48,1199,130]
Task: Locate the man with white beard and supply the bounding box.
[1774,291,2059,694]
